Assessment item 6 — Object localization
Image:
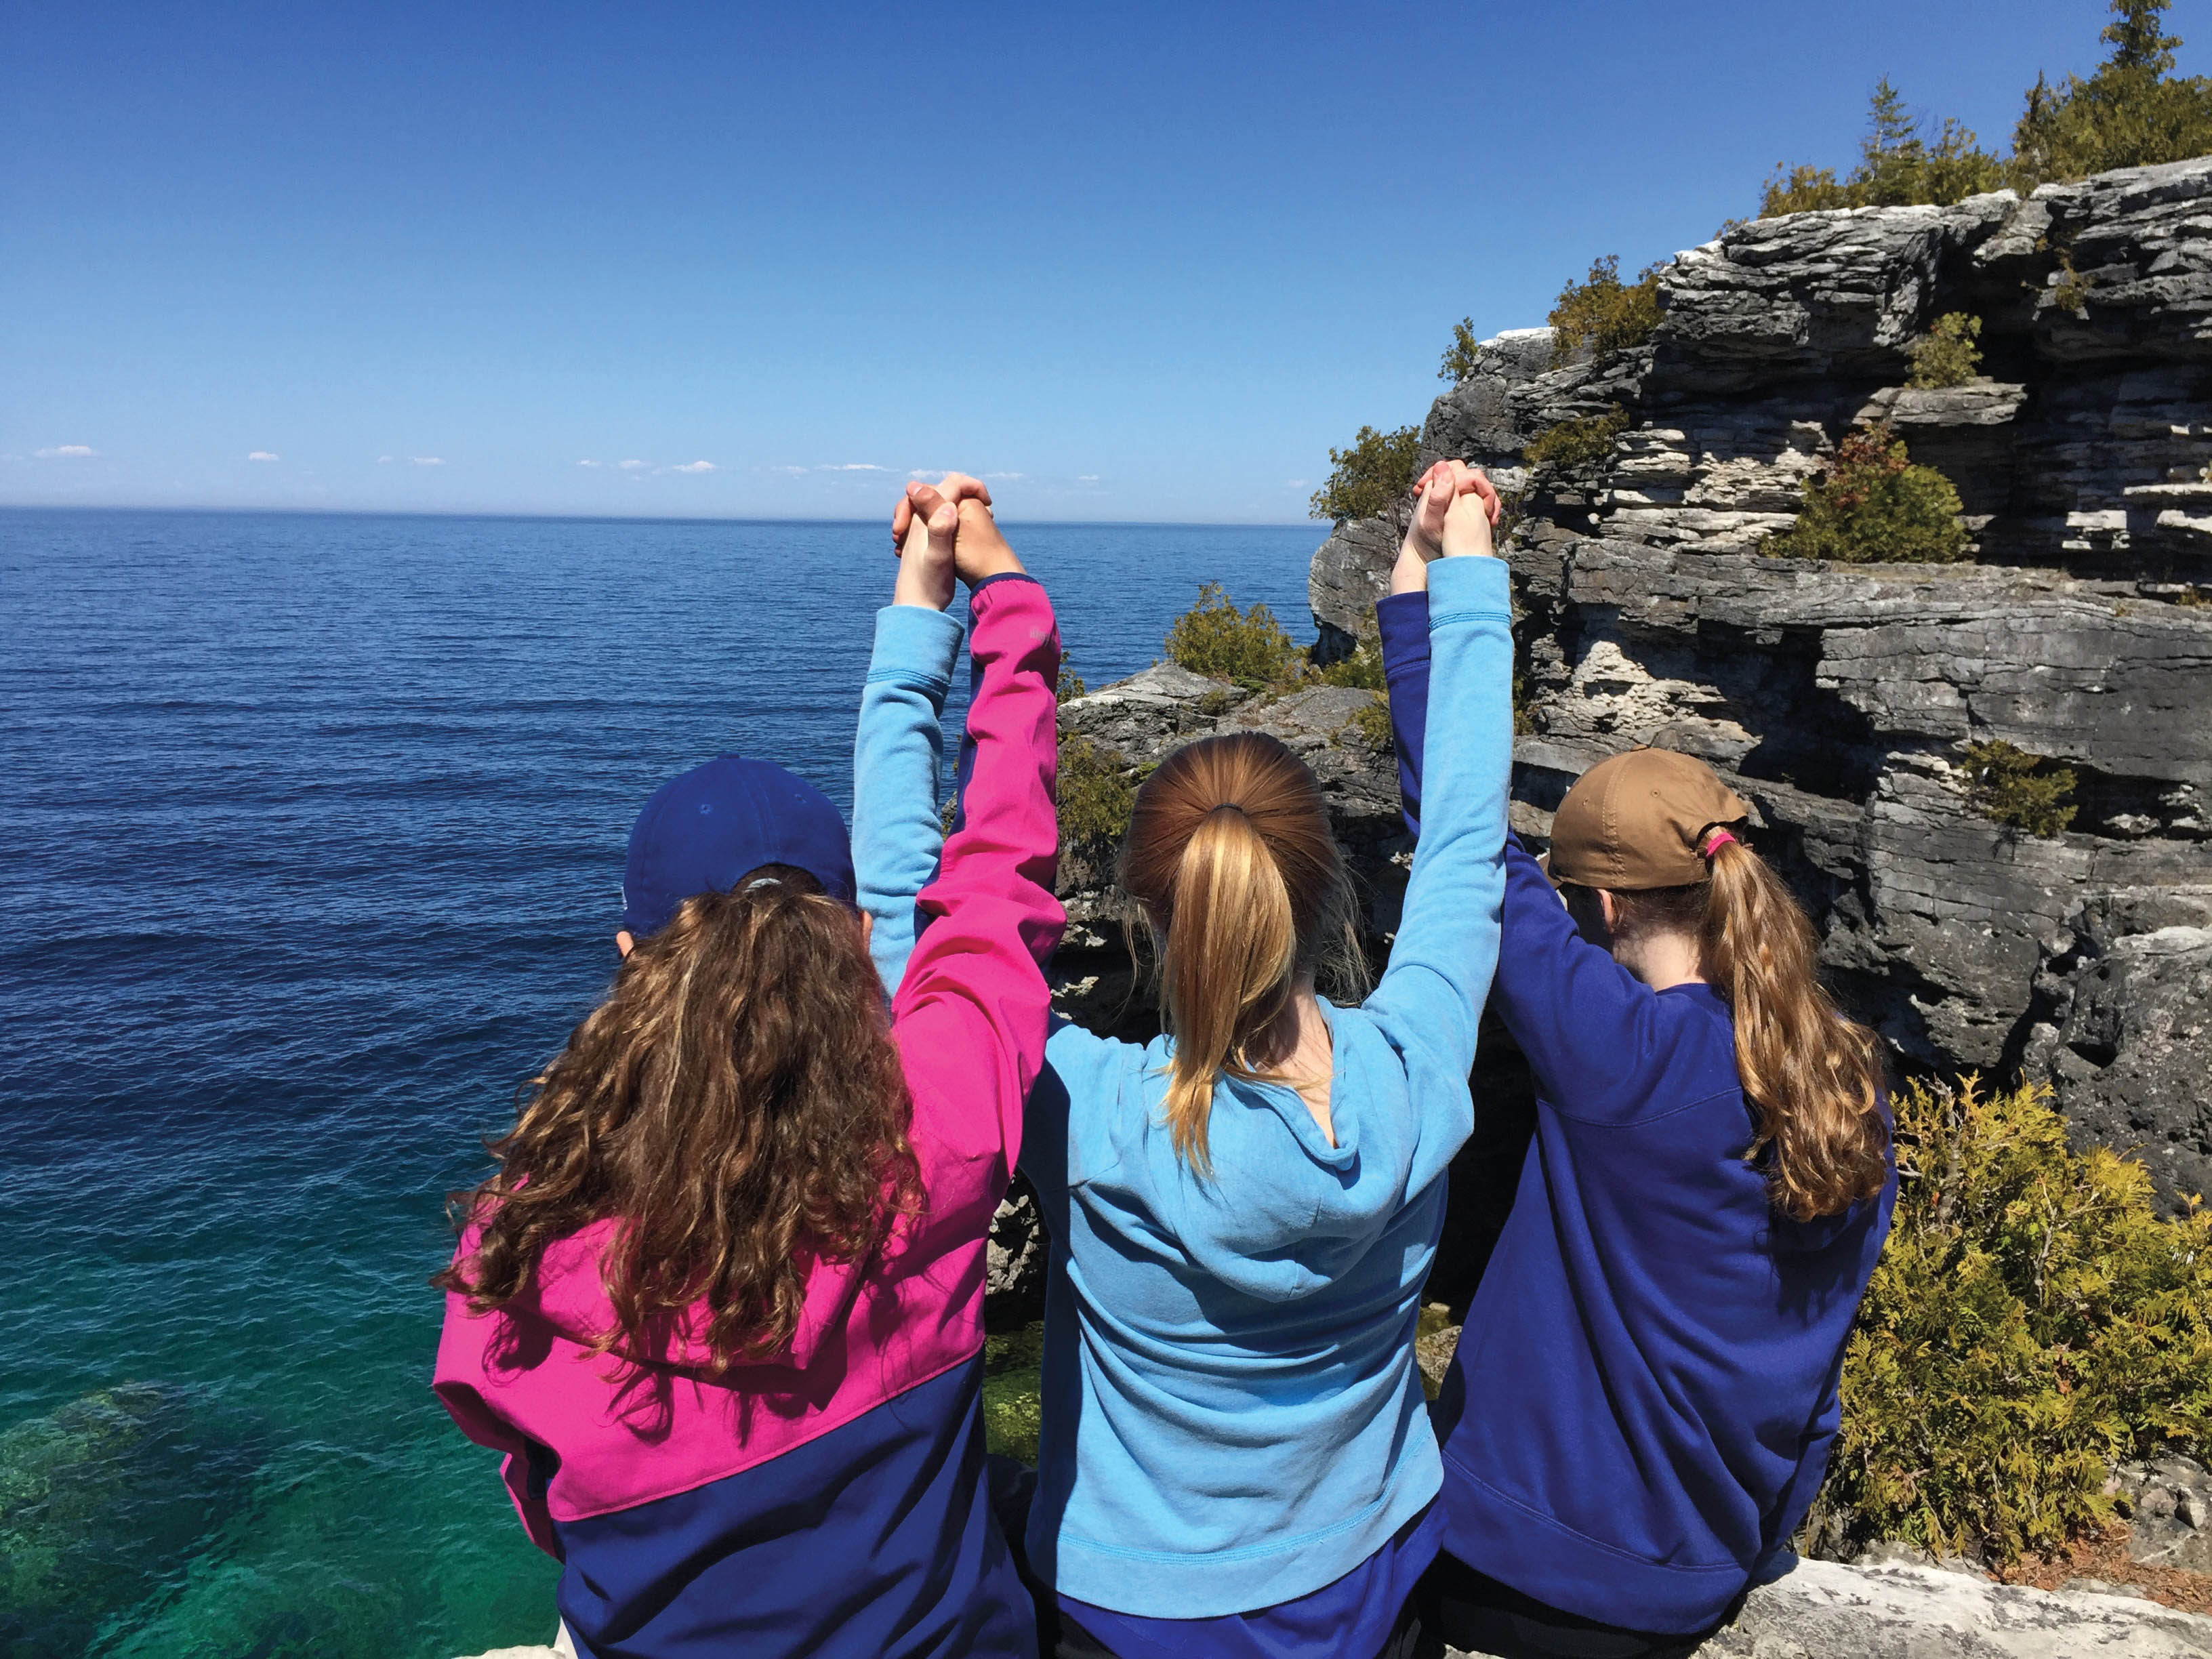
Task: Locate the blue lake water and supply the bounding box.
[0,508,1321,1659]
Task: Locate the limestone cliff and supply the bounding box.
[1307,155,2212,1210]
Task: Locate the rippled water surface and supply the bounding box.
[0,508,1318,1659]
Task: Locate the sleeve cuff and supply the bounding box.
[1426,555,1512,619]
[869,603,965,691]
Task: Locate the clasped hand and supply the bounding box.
[1391,459,1502,594]
[890,473,1027,611]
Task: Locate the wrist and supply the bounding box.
[960,553,1026,588]
[1389,547,1431,594]
[893,569,955,611]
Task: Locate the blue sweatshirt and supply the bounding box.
[1376,590,1896,1635]
[855,556,1514,1629]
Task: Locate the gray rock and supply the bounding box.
[1307,514,1400,652]
[2026,900,2212,1209]
[1383,156,2212,1193]
[985,1176,1050,1323]
[2114,1454,2212,1574]
[1444,1559,2212,1658]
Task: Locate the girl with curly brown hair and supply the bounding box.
[432,484,1063,1659]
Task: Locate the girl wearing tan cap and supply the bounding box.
[1376,464,1895,1659]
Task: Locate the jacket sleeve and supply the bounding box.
[853,602,964,994]
[890,575,1066,1168]
[1376,589,1432,840]
[1358,556,1513,1186]
[1380,594,1677,1118]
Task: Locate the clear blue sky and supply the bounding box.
[5,1,2199,522]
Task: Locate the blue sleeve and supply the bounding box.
[1358,557,1514,1185]
[853,603,964,994]
[1380,589,1682,1120]
[1020,1020,1136,1225]
[1376,590,1431,840]
[1492,836,1683,1119]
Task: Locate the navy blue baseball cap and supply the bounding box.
[619,754,856,937]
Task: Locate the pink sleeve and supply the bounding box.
[890,575,1064,1172]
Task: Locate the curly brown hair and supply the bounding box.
[434,865,924,1373]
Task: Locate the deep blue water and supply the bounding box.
[0,509,1320,1659]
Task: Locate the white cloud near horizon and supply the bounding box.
[377,455,394,463]
[618,458,649,470]
[576,458,602,468]
[1078,474,1101,482]
[411,456,445,466]
[35,445,97,458]
[247,451,280,462]
[667,459,717,473]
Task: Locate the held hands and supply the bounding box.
[1392,459,1501,594]
[890,472,1027,611]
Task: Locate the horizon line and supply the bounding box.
[0,501,1324,532]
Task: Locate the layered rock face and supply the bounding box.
[1311,157,2212,1209]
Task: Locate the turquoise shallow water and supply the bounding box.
[0,508,1319,1659]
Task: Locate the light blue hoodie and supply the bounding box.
[851,556,1515,1620]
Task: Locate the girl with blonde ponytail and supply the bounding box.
[1376,462,1896,1658]
[850,462,1518,1658]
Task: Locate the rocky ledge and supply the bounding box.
[456,1559,2212,1659]
[1450,1557,2212,1658]
[1309,155,2212,1210]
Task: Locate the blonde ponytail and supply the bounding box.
[1699,838,1889,1220]
[1120,733,1355,1175]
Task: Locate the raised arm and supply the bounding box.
[889,487,1065,1166]
[1376,557,1683,1118]
[853,602,961,994]
[1359,467,1513,1179]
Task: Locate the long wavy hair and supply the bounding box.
[1118,732,1362,1174]
[1582,840,1889,1220]
[433,865,923,1372]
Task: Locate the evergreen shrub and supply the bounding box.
[1908,313,1985,389]
[2013,0,2212,188]
[1310,425,1421,528]
[1164,583,1304,689]
[1549,257,1661,365]
[1439,318,1482,384]
[1057,735,1138,851]
[1317,641,1386,691]
[1340,697,1394,754]
[1814,1076,2212,1563]
[1763,80,2005,216]
[1761,4,2212,217]
[1524,405,1630,472]
[1961,739,2079,837]
[1767,428,1970,564]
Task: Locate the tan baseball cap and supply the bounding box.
[1545,747,1749,890]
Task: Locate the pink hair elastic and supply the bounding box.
[1699,827,1740,859]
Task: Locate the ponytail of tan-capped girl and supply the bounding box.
[1699,835,1887,1219]
[1610,832,1888,1220]
[1119,732,1358,1175]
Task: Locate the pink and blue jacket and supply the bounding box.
[432,575,1065,1659]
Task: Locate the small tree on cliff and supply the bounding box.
[1761,79,2005,216]
[1549,255,1662,365]
[2012,0,2212,187]
[1760,3,2212,217]
[1309,424,1421,537]
[1767,426,1971,564]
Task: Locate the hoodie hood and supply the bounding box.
[1106,1001,1439,1305]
